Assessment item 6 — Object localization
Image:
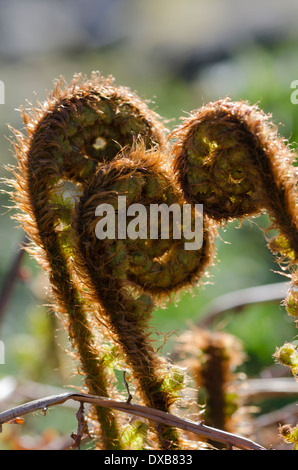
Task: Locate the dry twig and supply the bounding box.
[0,391,266,450]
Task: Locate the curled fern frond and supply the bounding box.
[172,97,298,321]
[8,72,216,449]
[72,144,215,448]
[7,72,168,449]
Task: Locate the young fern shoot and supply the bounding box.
[172,98,298,376]
[8,72,169,449]
[8,75,298,450]
[8,72,215,449]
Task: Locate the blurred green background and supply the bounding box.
[0,0,298,449]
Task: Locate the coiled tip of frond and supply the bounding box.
[172,97,297,223]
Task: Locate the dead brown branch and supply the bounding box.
[0,390,266,450]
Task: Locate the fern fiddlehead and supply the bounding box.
[72,145,215,448]
[172,97,298,387]
[9,73,168,449]
[10,73,297,449]
[10,73,216,449]
[173,98,298,313]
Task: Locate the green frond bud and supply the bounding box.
[279,424,298,449]
[268,234,295,261]
[274,342,298,377]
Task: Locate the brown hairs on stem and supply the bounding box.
[7,72,216,449]
[72,144,216,449]
[7,72,169,449]
[11,74,298,448]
